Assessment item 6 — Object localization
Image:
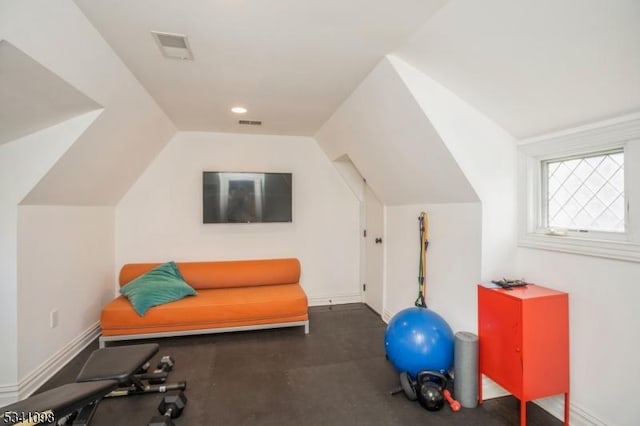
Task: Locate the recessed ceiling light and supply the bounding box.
[231,107,247,114]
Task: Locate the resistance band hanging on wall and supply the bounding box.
[415,211,429,308]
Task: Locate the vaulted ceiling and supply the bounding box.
[1,0,639,206]
[73,0,448,136]
[72,0,640,140]
[4,0,639,146]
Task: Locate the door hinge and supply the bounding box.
[363,229,367,237]
[363,283,367,291]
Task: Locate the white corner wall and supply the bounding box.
[1,0,176,206]
[0,0,177,404]
[390,55,518,281]
[0,113,98,404]
[516,249,640,426]
[116,132,361,304]
[384,203,481,333]
[315,57,478,206]
[17,205,114,392]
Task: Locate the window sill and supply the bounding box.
[518,233,640,263]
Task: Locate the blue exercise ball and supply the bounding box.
[384,307,454,378]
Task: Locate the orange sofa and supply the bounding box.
[99,258,308,347]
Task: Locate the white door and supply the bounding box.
[364,185,383,314]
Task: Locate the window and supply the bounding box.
[518,113,640,262]
[543,149,625,234]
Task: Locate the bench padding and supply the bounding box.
[1,381,117,425]
[77,343,159,383]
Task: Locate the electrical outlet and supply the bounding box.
[50,309,58,328]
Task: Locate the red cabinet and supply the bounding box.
[478,284,569,425]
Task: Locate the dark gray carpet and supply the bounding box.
[38,303,561,425]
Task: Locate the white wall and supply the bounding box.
[315,57,478,205]
[516,249,640,426]
[333,156,366,202]
[384,203,481,334]
[116,131,361,305]
[390,55,518,281]
[17,206,114,387]
[390,56,640,424]
[0,113,98,404]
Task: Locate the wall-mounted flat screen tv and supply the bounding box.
[203,172,293,223]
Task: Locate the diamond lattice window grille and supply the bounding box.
[544,150,625,233]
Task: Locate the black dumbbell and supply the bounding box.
[147,356,175,384]
[148,391,187,426]
[157,356,175,372]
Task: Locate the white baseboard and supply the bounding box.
[0,322,100,406]
[481,376,607,426]
[308,293,362,306]
[0,382,19,407]
[481,376,510,399]
[534,395,608,426]
[382,309,392,323]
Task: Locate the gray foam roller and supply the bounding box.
[454,331,479,408]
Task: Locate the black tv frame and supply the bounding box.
[202,171,292,224]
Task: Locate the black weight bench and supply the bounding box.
[1,343,186,425]
[1,381,118,425]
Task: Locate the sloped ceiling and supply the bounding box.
[4,1,639,206]
[316,58,478,205]
[72,0,640,140]
[395,0,640,139]
[73,0,448,136]
[2,1,177,206]
[0,40,101,146]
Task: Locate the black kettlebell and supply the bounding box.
[416,371,447,411]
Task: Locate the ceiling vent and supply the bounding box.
[151,31,193,60]
[239,120,262,126]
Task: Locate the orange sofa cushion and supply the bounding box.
[101,284,308,336]
[101,258,308,337]
[119,258,301,289]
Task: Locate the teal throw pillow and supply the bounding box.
[120,261,196,316]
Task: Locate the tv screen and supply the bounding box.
[203,172,292,223]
